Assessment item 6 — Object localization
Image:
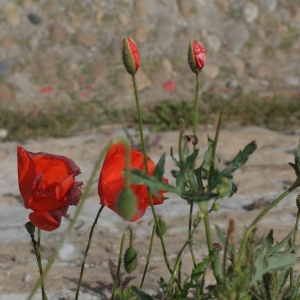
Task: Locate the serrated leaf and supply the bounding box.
[132,286,154,300]
[191,256,210,281]
[250,229,298,286]
[131,169,180,197]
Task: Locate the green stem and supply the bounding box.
[237,178,300,270]
[111,227,132,299]
[188,202,197,268]
[140,222,156,288]
[75,205,105,300]
[178,125,184,164]
[193,72,200,141]
[203,213,221,284]
[289,198,300,288]
[131,74,173,276]
[207,109,223,190]
[32,229,47,300]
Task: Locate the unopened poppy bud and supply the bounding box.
[115,187,137,221]
[212,201,221,211]
[212,242,222,252]
[197,211,205,219]
[156,218,167,237]
[124,246,138,273]
[25,222,35,235]
[122,37,140,75]
[188,40,206,74]
[296,194,300,210]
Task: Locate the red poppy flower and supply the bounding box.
[17,146,83,231]
[98,143,167,222]
[188,40,206,73]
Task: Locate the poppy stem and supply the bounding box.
[140,222,156,288]
[30,229,47,300]
[75,205,105,300]
[111,226,132,299]
[131,74,174,278]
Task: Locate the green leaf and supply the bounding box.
[132,286,154,300]
[198,136,214,180]
[250,229,298,286]
[191,256,210,281]
[289,142,300,177]
[181,191,218,203]
[170,147,180,167]
[153,153,166,180]
[131,169,180,197]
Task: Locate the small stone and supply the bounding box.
[214,0,228,12]
[285,76,299,87]
[226,78,239,89]
[225,23,249,54]
[37,52,58,83]
[228,55,245,78]
[42,0,58,13]
[265,0,277,12]
[0,35,13,49]
[162,58,173,79]
[121,68,151,93]
[178,0,190,18]
[274,49,286,64]
[118,13,129,26]
[0,59,14,77]
[58,243,80,262]
[257,27,266,40]
[0,84,14,101]
[93,59,109,81]
[134,0,148,19]
[28,13,42,25]
[27,37,39,52]
[68,79,80,92]
[95,8,105,23]
[4,3,20,26]
[23,274,32,282]
[206,34,221,54]
[255,64,272,79]
[20,0,32,8]
[243,3,259,23]
[70,13,81,28]
[75,32,98,47]
[203,64,220,79]
[134,25,149,43]
[0,129,8,139]
[157,16,175,50]
[49,24,67,43]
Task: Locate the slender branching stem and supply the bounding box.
[75,205,105,300]
[140,222,156,288]
[131,74,173,276]
[111,227,132,299]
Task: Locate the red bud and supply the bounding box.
[188,40,206,73]
[122,37,140,75]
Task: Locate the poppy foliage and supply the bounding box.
[98,143,167,222]
[17,146,83,231]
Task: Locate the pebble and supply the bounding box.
[28,13,42,25]
[70,13,81,28]
[265,0,277,12]
[95,8,105,24]
[0,35,13,49]
[27,36,39,52]
[42,0,58,13]
[178,0,191,18]
[37,52,58,83]
[118,13,129,26]
[0,84,14,101]
[243,2,259,23]
[226,78,239,89]
[285,76,299,87]
[214,0,228,12]
[206,34,221,54]
[0,59,14,77]
[75,32,98,47]
[156,16,175,50]
[134,25,149,43]
[49,24,67,43]
[0,129,8,139]
[134,0,148,19]
[228,55,245,78]
[162,58,173,79]
[92,59,109,81]
[20,0,32,7]
[225,23,249,54]
[58,243,80,262]
[121,68,151,93]
[203,64,220,79]
[23,274,32,282]
[255,64,272,79]
[4,3,20,26]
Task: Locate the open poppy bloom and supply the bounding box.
[98,143,167,222]
[17,146,83,231]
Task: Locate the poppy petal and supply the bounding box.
[29,210,60,232]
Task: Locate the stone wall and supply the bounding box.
[0,0,299,110]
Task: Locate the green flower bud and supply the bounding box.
[156,218,167,237]
[122,37,140,75]
[25,222,35,235]
[212,201,222,211]
[124,246,138,273]
[115,188,137,221]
